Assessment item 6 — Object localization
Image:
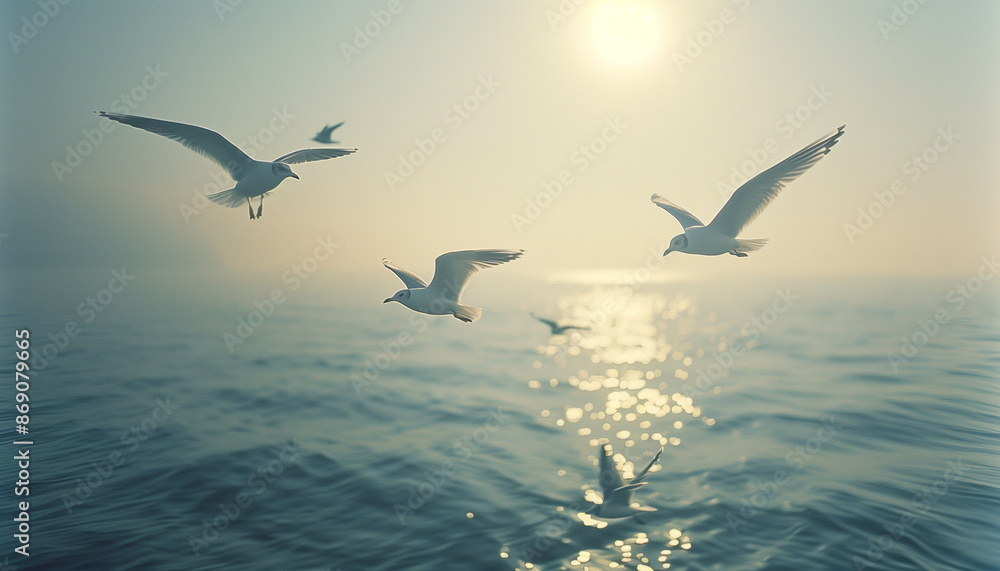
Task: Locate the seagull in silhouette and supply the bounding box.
[382,249,523,323]
[98,112,357,220]
[587,444,663,520]
[653,125,845,257]
[311,122,345,144]
[530,312,591,335]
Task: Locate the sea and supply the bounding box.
[1,270,998,571]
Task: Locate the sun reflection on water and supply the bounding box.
[514,286,723,570]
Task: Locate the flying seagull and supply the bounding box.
[530,312,591,335]
[97,112,357,220]
[587,444,663,520]
[653,125,845,257]
[311,122,345,144]
[382,249,524,323]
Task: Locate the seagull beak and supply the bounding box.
[383,298,393,304]
[290,172,300,180]
[663,248,673,256]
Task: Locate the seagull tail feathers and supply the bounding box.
[454,305,483,323]
[205,188,245,208]
[733,238,769,255]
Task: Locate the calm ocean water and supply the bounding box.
[1,272,998,570]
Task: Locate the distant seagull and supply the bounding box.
[653,125,845,257]
[311,121,345,144]
[530,312,591,335]
[587,444,663,520]
[98,112,357,220]
[382,249,524,323]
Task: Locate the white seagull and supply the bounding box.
[98,111,357,220]
[653,125,845,257]
[530,312,591,335]
[382,249,524,323]
[311,121,345,144]
[587,444,663,520]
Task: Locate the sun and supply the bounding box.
[591,0,660,65]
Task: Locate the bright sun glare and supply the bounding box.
[592,0,659,65]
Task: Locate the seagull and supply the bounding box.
[653,125,845,257]
[311,121,345,144]
[382,249,524,323]
[587,444,663,520]
[530,312,591,335]
[97,112,357,220]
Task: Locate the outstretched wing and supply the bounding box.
[530,312,559,330]
[597,444,641,508]
[427,249,523,302]
[630,447,663,484]
[98,111,252,180]
[382,258,427,289]
[708,125,845,237]
[272,147,357,164]
[651,194,706,229]
[597,444,625,495]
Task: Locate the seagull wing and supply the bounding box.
[98,111,253,180]
[708,125,845,237]
[651,194,706,229]
[531,313,559,329]
[382,258,428,289]
[598,445,625,493]
[272,147,357,164]
[426,249,523,302]
[597,444,636,507]
[630,447,663,484]
[328,121,345,132]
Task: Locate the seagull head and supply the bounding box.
[383,289,411,305]
[663,234,688,256]
[271,162,299,181]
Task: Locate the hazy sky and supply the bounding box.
[2,0,998,286]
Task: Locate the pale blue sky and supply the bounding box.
[2,1,998,285]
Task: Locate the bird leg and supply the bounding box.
[256,196,264,219]
[247,198,256,220]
